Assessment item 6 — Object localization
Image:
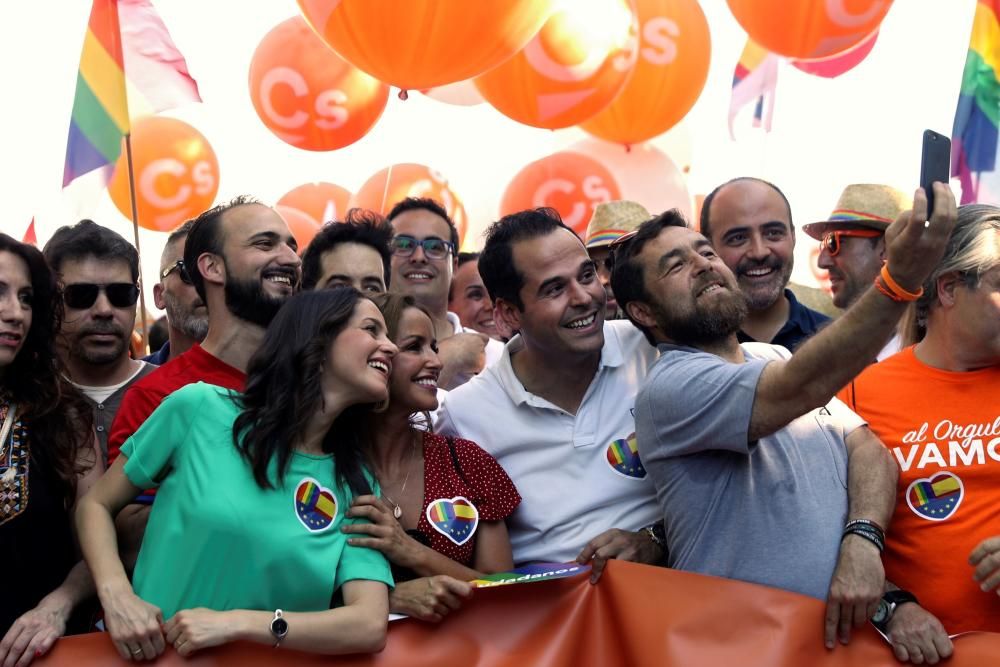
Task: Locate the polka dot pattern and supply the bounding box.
[415,433,521,565]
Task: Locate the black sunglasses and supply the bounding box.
[159,259,192,284]
[63,283,140,310]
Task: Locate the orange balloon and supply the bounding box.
[297,0,554,90]
[726,0,893,59]
[474,0,638,129]
[500,151,622,238]
[581,0,710,146]
[249,17,389,151]
[277,182,353,224]
[108,116,219,233]
[351,164,468,246]
[275,205,321,253]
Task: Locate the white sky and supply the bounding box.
[0,0,978,314]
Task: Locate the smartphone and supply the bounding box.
[920,129,951,216]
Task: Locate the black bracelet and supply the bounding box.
[842,525,885,553]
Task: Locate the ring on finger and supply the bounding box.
[131,646,144,655]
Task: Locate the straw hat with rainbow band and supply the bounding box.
[584,200,652,248]
[802,184,910,240]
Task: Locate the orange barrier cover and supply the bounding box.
[38,561,1000,666]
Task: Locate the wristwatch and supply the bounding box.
[871,590,919,632]
[270,609,288,647]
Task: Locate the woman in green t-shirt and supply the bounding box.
[78,287,399,660]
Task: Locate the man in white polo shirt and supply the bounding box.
[437,208,662,579]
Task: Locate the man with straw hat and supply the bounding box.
[804,184,911,360]
[584,200,651,319]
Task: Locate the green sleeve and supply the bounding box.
[121,383,209,489]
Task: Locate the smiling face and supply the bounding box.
[323,298,398,406]
[707,180,795,312]
[387,306,443,413]
[316,241,386,294]
[218,205,301,327]
[389,208,456,308]
[498,227,606,358]
[0,251,33,373]
[449,259,499,339]
[628,226,747,347]
[58,256,136,368]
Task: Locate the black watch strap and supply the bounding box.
[883,589,919,607]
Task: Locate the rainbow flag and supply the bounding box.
[63,0,129,187]
[729,39,779,140]
[63,0,201,188]
[952,0,1000,204]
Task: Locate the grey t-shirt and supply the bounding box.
[634,342,864,600]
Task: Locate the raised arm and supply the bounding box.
[749,184,956,441]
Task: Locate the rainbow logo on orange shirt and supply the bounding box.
[905,471,964,521]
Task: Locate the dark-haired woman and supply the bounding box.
[343,293,520,623]
[0,235,102,666]
[78,288,398,660]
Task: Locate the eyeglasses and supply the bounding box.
[159,259,192,284]
[390,235,454,260]
[820,229,882,257]
[63,283,140,310]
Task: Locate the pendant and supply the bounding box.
[392,505,402,520]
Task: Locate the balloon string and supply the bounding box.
[379,164,394,215]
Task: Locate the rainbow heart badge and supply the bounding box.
[294,477,338,532]
[906,471,963,522]
[426,496,479,546]
[606,434,646,479]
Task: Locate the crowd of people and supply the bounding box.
[1,179,997,666]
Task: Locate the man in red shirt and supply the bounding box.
[844,204,1000,662]
[109,196,301,564]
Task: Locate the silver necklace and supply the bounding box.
[378,432,420,520]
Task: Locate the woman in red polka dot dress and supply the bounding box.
[344,294,520,623]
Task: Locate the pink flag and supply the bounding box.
[119,0,202,116]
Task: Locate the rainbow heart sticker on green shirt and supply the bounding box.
[295,477,338,532]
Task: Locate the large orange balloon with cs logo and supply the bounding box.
[351,164,468,246]
[297,0,554,91]
[726,0,892,59]
[500,152,622,238]
[108,116,219,232]
[278,182,353,224]
[582,0,710,146]
[474,0,638,129]
[249,17,389,151]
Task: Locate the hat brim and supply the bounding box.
[802,219,889,240]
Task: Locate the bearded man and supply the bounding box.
[107,196,301,567]
[610,187,956,650]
